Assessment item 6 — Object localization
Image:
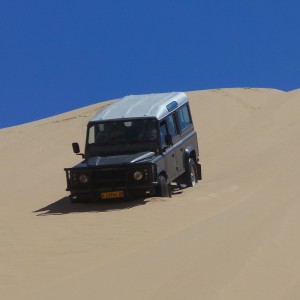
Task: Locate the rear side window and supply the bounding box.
[177,104,192,131]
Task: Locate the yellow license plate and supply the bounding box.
[101,191,124,199]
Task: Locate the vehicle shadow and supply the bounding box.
[33,196,149,216]
[34,185,183,216]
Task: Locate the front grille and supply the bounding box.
[92,168,127,189]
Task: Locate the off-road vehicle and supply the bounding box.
[64,92,202,201]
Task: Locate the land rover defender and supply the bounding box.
[64,92,202,201]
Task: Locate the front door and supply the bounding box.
[160,120,177,180]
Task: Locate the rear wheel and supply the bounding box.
[156,175,172,197]
[185,158,198,187]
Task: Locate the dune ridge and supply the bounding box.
[1,88,300,299]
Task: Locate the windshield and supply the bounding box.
[86,119,159,156]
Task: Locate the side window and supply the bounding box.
[160,120,168,146]
[166,114,178,138]
[177,104,192,131]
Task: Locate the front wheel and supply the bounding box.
[185,158,198,187]
[156,175,172,198]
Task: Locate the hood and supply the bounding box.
[75,151,155,168]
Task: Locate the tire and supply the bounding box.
[185,158,198,187]
[156,175,172,198]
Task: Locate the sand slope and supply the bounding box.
[1,88,300,299]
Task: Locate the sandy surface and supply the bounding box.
[1,88,300,299]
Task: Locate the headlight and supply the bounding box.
[133,171,143,181]
[79,174,89,183]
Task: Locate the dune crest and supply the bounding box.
[1,88,300,300]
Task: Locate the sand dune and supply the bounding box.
[1,88,300,299]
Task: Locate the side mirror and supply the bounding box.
[165,134,173,146]
[72,142,80,154]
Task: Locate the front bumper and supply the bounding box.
[68,183,156,201]
[65,165,157,201]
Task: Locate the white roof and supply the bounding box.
[91,92,188,121]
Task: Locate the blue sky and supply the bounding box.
[1,0,300,128]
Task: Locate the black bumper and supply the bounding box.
[68,184,156,201]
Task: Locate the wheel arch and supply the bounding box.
[184,146,201,180]
[184,146,197,168]
[155,163,168,182]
